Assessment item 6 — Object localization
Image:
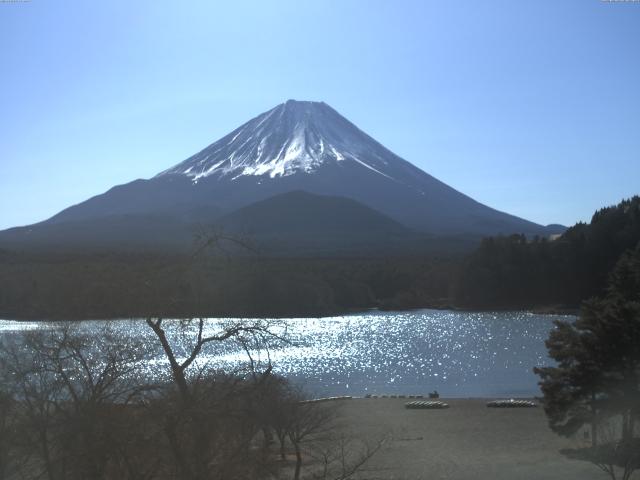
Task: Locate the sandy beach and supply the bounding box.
[337,398,605,480]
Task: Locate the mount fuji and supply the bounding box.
[0,100,563,253]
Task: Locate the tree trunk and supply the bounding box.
[164,417,194,480]
[293,443,302,480]
[145,319,191,402]
[621,409,635,444]
[280,437,286,461]
[591,393,598,447]
[262,426,273,448]
[39,427,56,480]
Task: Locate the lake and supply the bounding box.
[0,309,572,398]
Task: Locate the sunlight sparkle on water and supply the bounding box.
[0,310,573,397]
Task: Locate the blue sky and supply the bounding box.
[1,0,639,229]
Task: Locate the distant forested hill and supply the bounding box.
[1,197,637,320]
[0,252,456,320]
[453,196,640,310]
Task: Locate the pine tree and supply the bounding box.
[535,244,640,479]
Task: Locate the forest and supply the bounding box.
[454,196,640,310]
[0,196,638,320]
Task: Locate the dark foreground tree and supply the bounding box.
[535,244,640,480]
[144,317,285,480]
[0,389,19,480]
[0,322,382,480]
[0,325,151,480]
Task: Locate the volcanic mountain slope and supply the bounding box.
[0,192,431,255]
[0,100,563,253]
[217,190,427,255]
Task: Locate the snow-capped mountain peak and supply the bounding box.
[25,99,556,239]
[157,100,396,183]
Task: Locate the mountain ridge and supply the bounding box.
[1,100,564,254]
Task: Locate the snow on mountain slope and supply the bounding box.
[157,100,398,183]
[22,99,561,239]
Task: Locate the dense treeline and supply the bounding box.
[454,196,640,310]
[0,251,457,320]
[1,196,638,319]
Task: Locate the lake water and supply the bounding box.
[0,310,572,398]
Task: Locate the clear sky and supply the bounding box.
[1,0,639,230]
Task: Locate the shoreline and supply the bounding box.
[0,305,579,323]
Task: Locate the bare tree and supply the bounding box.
[144,317,278,402]
[561,418,640,480]
[310,434,385,480]
[0,388,20,480]
[288,401,338,480]
[268,392,385,480]
[0,324,150,480]
[144,317,286,480]
[1,320,383,480]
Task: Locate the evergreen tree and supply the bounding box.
[535,245,640,479]
[456,196,640,309]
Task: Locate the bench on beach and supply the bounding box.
[300,396,352,404]
[486,399,537,408]
[405,400,449,409]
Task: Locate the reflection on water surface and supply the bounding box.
[0,309,572,397]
